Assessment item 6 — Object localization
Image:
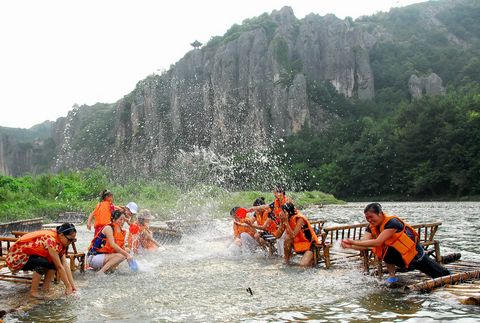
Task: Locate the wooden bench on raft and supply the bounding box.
[262,219,326,260]
[319,221,443,273]
[0,231,85,284]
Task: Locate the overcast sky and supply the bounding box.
[0,0,428,128]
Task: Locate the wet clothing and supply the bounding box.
[88,223,126,256]
[366,217,424,266]
[269,195,287,217]
[233,218,255,239]
[87,254,106,270]
[92,201,114,233]
[22,255,56,274]
[255,210,277,235]
[367,216,450,278]
[6,230,65,273]
[287,212,319,254]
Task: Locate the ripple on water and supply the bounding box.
[4,202,480,322]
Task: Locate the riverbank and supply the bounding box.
[0,171,342,222]
[345,194,480,202]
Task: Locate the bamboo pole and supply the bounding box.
[406,270,480,292]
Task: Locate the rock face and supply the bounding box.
[47,7,378,177]
[0,1,475,177]
[408,73,446,99]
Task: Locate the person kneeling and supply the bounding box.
[5,223,78,298]
[341,203,450,283]
[87,210,133,273]
[275,203,319,267]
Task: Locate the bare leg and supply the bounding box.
[98,254,126,274]
[386,263,396,277]
[299,250,314,267]
[284,237,293,264]
[30,272,42,298]
[42,269,56,292]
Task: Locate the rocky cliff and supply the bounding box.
[1,0,478,177]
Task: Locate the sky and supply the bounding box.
[0,0,428,129]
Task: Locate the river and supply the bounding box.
[2,202,480,322]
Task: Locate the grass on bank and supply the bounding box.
[0,171,342,223]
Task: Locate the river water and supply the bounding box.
[2,202,480,322]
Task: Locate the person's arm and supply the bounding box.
[142,229,161,247]
[273,222,286,239]
[341,232,373,250]
[48,247,73,295]
[87,211,94,231]
[104,226,132,260]
[286,217,305,238]
[343,229,396,248]
[62,254,77,291]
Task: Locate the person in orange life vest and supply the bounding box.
[341,203,450,283]
[230,206,258,251]
[245,186,290,256]
[87,189,116,236]
[119,201,138,225]
[87,210,133,274]
[5,223,78,298]
[130,209,160,255]
[273,203,319,267]
[246,197,277,247]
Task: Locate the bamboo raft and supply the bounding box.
[0,218,43,236]
[150,225,182,244]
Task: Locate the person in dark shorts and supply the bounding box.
[341,203,450,283]
[6,223,78,298]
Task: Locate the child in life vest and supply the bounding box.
[128,209,160,255]
[87,190,116,236]
[5,223,78,298]
[341,203,450,283]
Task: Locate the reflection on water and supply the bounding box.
[2,202,480,322]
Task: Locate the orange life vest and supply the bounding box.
[233,218,256,239]
[287,212,319,253]
[255,210,268,226]
[92,200,114,228]
[369,215,419,267]
[128,223,141,253]
[89,222,126,254]
[272,196,287,216]
[14,230,66,262]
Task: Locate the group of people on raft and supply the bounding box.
[4,186,451,297]
[231,186,450,283]
[4,189,159,297]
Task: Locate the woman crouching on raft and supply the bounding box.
[341,203,450,283]
[5,223,78,298]
[87,210,133,273]
[274,202,319,267]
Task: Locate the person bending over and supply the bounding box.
[341,203,450,283]
[6,223,78,298]
[87,210,133,273]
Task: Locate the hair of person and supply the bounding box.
[253,197,266,207]
[100,189,112,201]
[273,185,285,194]
[111,210,124,221]
[281,202,296,216]
[364,203,383,215]
[230,207,240,217]
[56,223,76,235]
